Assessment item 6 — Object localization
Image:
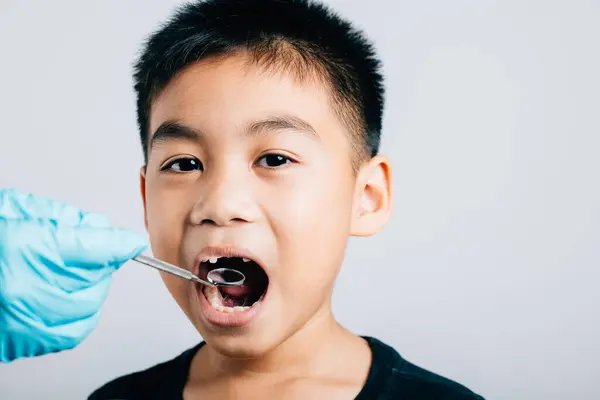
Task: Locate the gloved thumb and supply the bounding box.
[56,224,148,272]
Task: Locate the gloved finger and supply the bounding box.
[0,219,146,291]
[0,313,101,362]
[55,224,148,280]
[5,275,113,326]
[0,188,110,227]
[0,291,103,361]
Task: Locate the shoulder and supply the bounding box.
[88,343,203,400]
[363,337,485,400]
[387,360,485,399]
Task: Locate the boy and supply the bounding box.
[90,0,484,398]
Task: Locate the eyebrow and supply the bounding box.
[149,122,202,150]
[246,115,319,139]
[149,115,319,150]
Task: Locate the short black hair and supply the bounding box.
[133,0,384,167]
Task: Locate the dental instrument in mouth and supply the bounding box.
[132,255,245,287]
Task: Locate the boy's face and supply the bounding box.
[140,53,391,357]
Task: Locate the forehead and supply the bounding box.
[148,54,346,142]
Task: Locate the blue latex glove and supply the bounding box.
[0,188,147,362]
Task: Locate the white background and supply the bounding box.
[0,1,598,399]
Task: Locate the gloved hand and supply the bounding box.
[0,188,147,362]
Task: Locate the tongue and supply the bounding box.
[219,284,252,298]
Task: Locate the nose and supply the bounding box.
[189,170,258,227]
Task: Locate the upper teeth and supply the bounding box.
[202,256,252,263]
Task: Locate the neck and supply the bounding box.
[197,305,359,380]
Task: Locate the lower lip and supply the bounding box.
[196,284,265,328]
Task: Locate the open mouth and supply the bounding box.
[198,256,269,313]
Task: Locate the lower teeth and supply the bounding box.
[203,286,261,313]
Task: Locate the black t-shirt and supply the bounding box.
[89,337,484,399]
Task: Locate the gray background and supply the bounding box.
[0,0,598,399]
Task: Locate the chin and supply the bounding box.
[203,332,279,359]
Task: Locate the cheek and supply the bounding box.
[269,170,354,291]
[145,182,193,317]
[160,272,193,320]
[145,184,187,264]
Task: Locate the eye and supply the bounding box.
[161,157,203,172]
[256,153,294,168]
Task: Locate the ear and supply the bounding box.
[350,155,393,237]
[140,167,149,231]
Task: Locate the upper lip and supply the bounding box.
[193,245,269,276]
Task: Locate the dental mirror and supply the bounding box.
[206,267,246,286]
[133,255,245,287]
